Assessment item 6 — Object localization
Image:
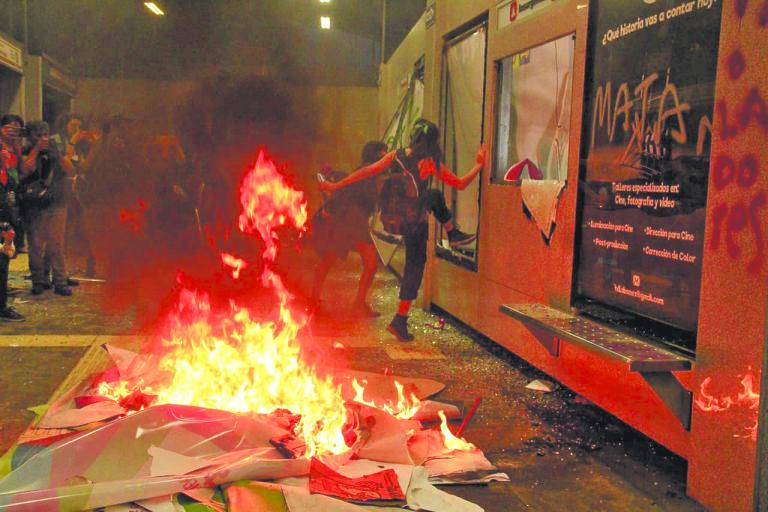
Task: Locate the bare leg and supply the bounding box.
[353,241,378,306]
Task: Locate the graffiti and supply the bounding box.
[761,0,768,26]
[727,49,746,79]
[709,3,767,273]
[590,74,696,154]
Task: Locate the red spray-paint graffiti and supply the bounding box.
[708,4,768,273]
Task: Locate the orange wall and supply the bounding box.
[687,1,768,510]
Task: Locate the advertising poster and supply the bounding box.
[575,0,722,349]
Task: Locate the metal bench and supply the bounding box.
[499,303,694,430]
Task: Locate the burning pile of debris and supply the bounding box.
[0,151,507,511]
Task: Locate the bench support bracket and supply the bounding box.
[639,371,692,431]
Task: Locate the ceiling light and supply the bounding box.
[144,2,165,16]
[319,0,332,3]
[320,16,331,29]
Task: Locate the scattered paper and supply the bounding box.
[525,379,555,392]
[226,481,289,512]
[407,466,484,512]
[430,471,511,485]
[26,404,49,417]
[37,400,125,429]
[355,405,418,465]
[149,446,216,477]
[411,400,461,422]
[424,448,497,477]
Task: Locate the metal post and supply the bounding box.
[755,301,768,510]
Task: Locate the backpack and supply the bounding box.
[379,157,423,236]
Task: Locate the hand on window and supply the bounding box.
[476,145,487,168]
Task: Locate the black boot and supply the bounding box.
[387,314,414,342]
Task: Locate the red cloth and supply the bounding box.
[308,458,405,503]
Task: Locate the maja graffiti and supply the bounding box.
[589,73,709,156]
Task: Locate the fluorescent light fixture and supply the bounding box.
[320,16,331,29]
[144,2,165,15]
[319,0,332,3]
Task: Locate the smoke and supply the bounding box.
[90,72,321,326]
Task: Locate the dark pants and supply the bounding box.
[399,189,451,301]
[28,206,68,287]
[0,253,8,310]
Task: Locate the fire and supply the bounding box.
[96,149,483,459]
[99,150,350,457]
[148,289,350,457]
[350,378,421,419]
[695,368,761,441]
[438,410,475,451]
[221,252,247,279]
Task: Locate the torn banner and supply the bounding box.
[520,179,566,241]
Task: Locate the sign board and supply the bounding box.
[44,59,77,96]
[425,3,436,29]
[574,0,723,350]
[497,0,556,30]
[0,36,22,73]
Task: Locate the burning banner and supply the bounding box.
[0,150,506,511]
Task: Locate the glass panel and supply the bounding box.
[492,34,574,183]
[573,0,723,355]
[437,24,487,268]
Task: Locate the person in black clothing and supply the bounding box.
[0,115,25,256]
[21,121,73,296]
[309,141,387,317]
[322,119,484,341]
[0,135,24,321]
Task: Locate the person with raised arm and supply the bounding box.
[322,119,485,341]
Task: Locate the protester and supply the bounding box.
[20,121,72,296]
[0,115,26,255]
[53,113,101,277]
[0,118,24,321]
[309,141,387,317]
[321,119,485,341]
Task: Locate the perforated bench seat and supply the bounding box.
[499,303,692,372]
[499,303,694,429]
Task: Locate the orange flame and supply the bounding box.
[695,368,761,441]
[221,252,248,279]
[99,151,351,457]
[350,378,422,419]
[438,410,475,451]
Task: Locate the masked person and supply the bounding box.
[309,141,387,317]
[0,117,24,321]
[321,119,484,341]
[0,115,26,256]
[21,121,72,296]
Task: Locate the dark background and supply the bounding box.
[0,0,426,85]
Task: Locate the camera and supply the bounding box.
[10,126,29,138]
